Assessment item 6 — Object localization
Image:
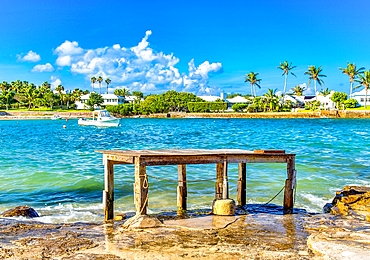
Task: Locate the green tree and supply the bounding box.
[86,92,104,110]
[90,76,96,93]
[0,89,15,110]
[330,92,347,109]
[339,62,365,99]
[105,78,111,94]
[132,91,144,100]
[263,88,280,111]
[291,85,306,96]
[277,61,296,102]
[355,70,370,109]
[55,84,64,107]
[304,65,326,100]
[319,88,331,96]
[244,71,261,97]
[97,76,103,94]
[114,87,131,97]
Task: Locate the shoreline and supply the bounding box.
[1,109,370,120]
[1,209,370,259]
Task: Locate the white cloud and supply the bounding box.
[31,63,54,72]
[53,31,223,94]
[17,50,41,62]
[50,76,62,89]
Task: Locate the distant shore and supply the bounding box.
[1,109,370,120]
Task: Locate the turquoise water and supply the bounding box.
[0,118,369,223]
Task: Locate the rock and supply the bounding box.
[324,186,370,219]
[1,206,39,218]
[121,215,163,229]
[212,198,236,216]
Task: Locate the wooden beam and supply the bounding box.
[283,156,296,213]
[177,164,187,211]
[237,163,247,206]
[222,159,229,199]
[215,163,223,199]
[103,155,114,221]
[134,157,148,215]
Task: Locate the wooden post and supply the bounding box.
[237,162,246,206]
[283,156,296,213]
[222,159,229,199]
[215,163,223,199]
[177,164,187,211]
[134,157,148,215]
[103,154,114,221]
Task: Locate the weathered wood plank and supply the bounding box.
[283,156,296,213]
[103,155,114,221]
[254,150,285,154]
[177,164,187,211]
[138,155,225,166]
[222,159,229,199]
[215,163,223,199]
[134,157,148,215]
[237,163,247,206]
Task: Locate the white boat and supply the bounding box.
[51,115,62,120]
[78,110,120,127]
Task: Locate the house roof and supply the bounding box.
[198,95,221,102]
[226,96,249,103]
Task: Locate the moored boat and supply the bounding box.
[78,110,120,127]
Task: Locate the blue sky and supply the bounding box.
[1,0,370,96]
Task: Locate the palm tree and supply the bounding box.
[291,85,306,96]
[277,61,296,102]
[105,78,111,94]
[263,88,279,111]
[97,76,103,94]
[355,70,370,109]
[55,84,64,107]
[339,62,365,99]
[319,88,331,96]
[90,77,96,93]
[244,72,261,97]
[304,65,326,100]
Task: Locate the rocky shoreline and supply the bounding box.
[1,199,370,259]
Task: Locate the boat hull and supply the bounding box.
[78,118,120,127]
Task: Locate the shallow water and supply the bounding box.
[0,118,369,223]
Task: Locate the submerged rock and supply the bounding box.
[324,186,370,219]
[1,206,39,218]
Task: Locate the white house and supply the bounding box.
[352,88,370,107]
[75,93,132,109]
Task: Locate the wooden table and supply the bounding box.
[96,149,296,221]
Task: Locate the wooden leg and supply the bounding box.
[134,157,148,215]
[177,164,187,211]
[222,159,229,199]
[103,155,114,221]
[237,163,246,206]
[283,156,296,213]
[215,163,223,199]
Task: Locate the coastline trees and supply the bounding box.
[90,77,96,93]
[244,71,261,97]
[97,76,103,94]
[355,70,370,109]
[339,62,365,99]
[277,61,296,102]
[304,66,326,100]
[105,78,111,94]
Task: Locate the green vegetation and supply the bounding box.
[0,80,88,111]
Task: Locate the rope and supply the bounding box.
[264,186,285,205]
